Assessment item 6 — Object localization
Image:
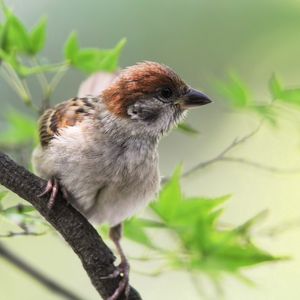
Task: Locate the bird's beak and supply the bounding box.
[179,88,212,109]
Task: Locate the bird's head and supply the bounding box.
[102,61,211,136]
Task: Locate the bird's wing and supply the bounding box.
[39,97,98,147]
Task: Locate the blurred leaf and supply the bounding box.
[177,122,199,135]
[124,217,155,248]
[73,49,105,72]
[217,73,280,125]
[252,105,278,126]
[0,49,24,74]
[0,110,37,146]
[150,166,182,223]
[150,169,283,276]
[1,204,44,232]
[92,38,126,72]
[64,34,126,73]
[2,11,32,54]
[216,73,252,108]
[64,31,79,62]
[278,88,300,106]
[30,16,47,54]
[269,74,300,106]
[269,74,282,100]
[3,204,35,215]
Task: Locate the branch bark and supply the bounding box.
[0,152,142,300]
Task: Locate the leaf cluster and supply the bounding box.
[0,1,125,112]
[123,169,283,283]
[216,72,300,126]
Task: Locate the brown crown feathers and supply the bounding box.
[102,61,189,117]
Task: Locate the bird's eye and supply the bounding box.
[159,87,173,99]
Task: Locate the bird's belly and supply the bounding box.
[52,150,160,226]
[85,165,160,226]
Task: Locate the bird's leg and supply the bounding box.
[38,177,68,209]
[102,223,130,300]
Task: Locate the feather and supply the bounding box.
[39,96,97,147]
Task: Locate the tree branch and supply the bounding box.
[0,152,142,300]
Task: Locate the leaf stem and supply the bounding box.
[2,62,34,108]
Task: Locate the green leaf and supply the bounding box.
[0,110,37,146]
[269,74,300,106]
[30,16,47,54]
[2,11,32,54]
[216,73,252,108]
[73,49,105,72]
[150,169,283,277]
[177,122,199,135]
[93,38,126,72]
[64,31,79,62]
[278,88,300,106]
[124,218,154,248]
[269,74,282,100]
[64,34,126,73]
[252,105,278,127]
[151,166,182,223]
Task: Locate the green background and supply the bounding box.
[1,0,300,299]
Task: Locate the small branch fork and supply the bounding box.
[0,151,142,300]
[162,123,300,184]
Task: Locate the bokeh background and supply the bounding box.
[1,0,300,299]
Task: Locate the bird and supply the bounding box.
[32,61,211,300]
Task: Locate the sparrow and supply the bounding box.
[32,61,211,300]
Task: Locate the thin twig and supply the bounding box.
[38,63,70,114]
[3,63,32,106]
[1,63,39,112]
[0,242,85,300]
[48,64,69,92]
[31,58,49,92]
[220,156,300,173]
[0,68,26,100]
[259,217,300,237]
[162,122,299,184]
[0,231,45,238]
[182,123,262,178]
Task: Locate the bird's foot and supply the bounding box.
[101,261,130,300]
[38,177,68,209]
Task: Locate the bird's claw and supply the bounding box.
[38,178,60,209]
[101,262,130,300]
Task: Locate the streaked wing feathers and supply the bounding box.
[39,97,97,147]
